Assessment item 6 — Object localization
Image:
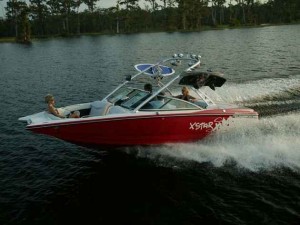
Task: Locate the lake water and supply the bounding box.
[0,24,300,225]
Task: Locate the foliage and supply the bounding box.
[5,0,30,42]
[0,0,299,40]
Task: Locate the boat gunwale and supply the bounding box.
[26,109,258,130]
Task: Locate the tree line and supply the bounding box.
[0,0,299,42]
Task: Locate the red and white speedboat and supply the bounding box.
[19,54,258,147]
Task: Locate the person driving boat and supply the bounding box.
[144,83,153,93]
[175,86,197,103]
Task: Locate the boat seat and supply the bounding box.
[107,106,129,115]
[89,100,112,116]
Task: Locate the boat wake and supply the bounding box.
[219,76,300,117]
[127,76,300,172]
[128,113,300,172]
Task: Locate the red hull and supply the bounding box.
[27,110,250,146]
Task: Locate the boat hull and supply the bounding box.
[27,110,257,147]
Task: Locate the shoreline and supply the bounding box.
[0,23,299,44]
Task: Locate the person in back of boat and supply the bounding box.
[176,86,197,103]
[45,94,79,118]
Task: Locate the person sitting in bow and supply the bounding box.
[45,94,79,118]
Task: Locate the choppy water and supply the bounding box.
[0,24,300,225]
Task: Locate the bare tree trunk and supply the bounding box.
[211,7,216,26]
[219,6,222,25]
[239,0,246,24]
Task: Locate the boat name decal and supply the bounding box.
[189,121,213,131]
[189,117,225,131]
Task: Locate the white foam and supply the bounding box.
[131,113,300,172]
[217,77,300,103]
[129,77,300,172]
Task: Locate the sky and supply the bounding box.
[0,0,120,18]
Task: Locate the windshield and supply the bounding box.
[140,96,200,111]
[120,89,151,109]
[107,87,151,110]
[106,87,133,104]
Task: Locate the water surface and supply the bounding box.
[0,24,300,225]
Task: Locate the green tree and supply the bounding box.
[46,0,78,34]
[5,0,30,41]
[19,3,30,42]
[74,0,81,34]
[210,0,227,26]
[119,0,140,10]
[236,0,246,24]
[145,0,158,12]
[119,0,140,32]
[82,0,99,12]
[29,0,49,35]
[216,0,226,25]
[177,0,208,30]
[158,0,176,29]
[268,0,300,23]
